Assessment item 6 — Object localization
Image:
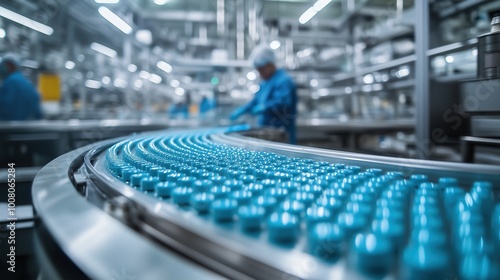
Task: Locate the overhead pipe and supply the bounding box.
[217,0,225,37]
[236,0,244,60]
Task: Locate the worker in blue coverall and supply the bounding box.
[0,54,43,121]
[230,45,297,144]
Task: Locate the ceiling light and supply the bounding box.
[363,74,374,84]
[154,0,170,5]
[136,29,152,45]
[157,61,172,73]
[98,7,132,34]
[134,79,143,88]
[0,28,5,38]
[90,42,117,58]
[128,64,137,72]
[95,0,120,3]
[270,40,281,50]
[246,71,257,81]
[299,0,332,24]
[170,79,180,87]
[149,74,162,84]
[445,55,454,63]
[250,85,260,93]
[310,79,318,87]
[85,79,102,89]
[139,70,150,79]
[113,78,127,88]
[175,87,185,96]
[0,6,54,35]
[102,76,111,85]
[65,61,75,70]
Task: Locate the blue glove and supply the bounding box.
[230,106,246,121]
[251,104,266,115]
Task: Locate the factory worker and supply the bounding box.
[0,54,43,121]
[230,45,297,144]
[199,91,216,115]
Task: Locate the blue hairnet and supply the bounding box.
[250,45,276,68]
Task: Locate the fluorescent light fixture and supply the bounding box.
[170,79,180,88]
[85,79,102,89]
[299,0,332,24]
[139,70,150,79]
[246,71,257,81]
[310,79,318,87]
[134,79,143,88]
[472,48,478,57]
[149,74,162,84]
[136,29,152,45]
[98,7,132,35]
[65,60,75,70]
[102,76,111,85]
[0,6,54,35]
[113,78,127,88]
[21,59,39,69]
[157,61,172,73]
[175,87,185,96]
[363,74,374,84]
[154,0,170,5]
[0,28,5,38]
[128,64,137,72]
[270,40,281,50]
[90,42,117,58]
[95,0,120,3]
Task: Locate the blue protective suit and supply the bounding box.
[238,69,297,144]
[199,97,215,114]
[168,103,189,119]
[0,71,43,121]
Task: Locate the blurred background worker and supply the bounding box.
[0,54,43,121]
[230,45,298,144]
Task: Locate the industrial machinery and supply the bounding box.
[32,127,500,280]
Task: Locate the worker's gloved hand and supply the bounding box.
[251,104,266,115]
[230,106,246,121]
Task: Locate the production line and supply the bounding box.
[32,127,500,280]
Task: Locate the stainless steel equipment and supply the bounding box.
[32,127,500,280]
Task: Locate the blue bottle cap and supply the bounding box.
[438,177,458,188]
[410,174,428,185]
[315,196,343,214]
[193,179,214,193]
[419,182,439,190]
[402,245,450,280]
[155,182,177,198]
[337,212,368,238]
[375,206,404,222]
[140,176,160,191]
[165,172,185,183]
[376,198,405,211]
[177,176,196,188]
[267,212,300,243]
[223,179,244,191]
[371,218,406,248]
[230,190,253,206]
[210,186,232,199]
[211,198,238,222]
[299,185,324,197]
[130,173,148,187]
[191,192,215,213]
[148,166,162,177]
[351,232,393,276]
[172,187,193,206]
[346,166,361,173]
[409,228,447,249]
[279,200,306,217]
[306,206,332,229]
[261,179,278,189]
[323,188,348,200]
[412,214,444,231]
[210,175,227,186]
[366,168,383,176]
[345,201,372,217]
[238,205,266,231]
[290,191,316,207]
[412,204,441,218]
[246,183,264,196]
[264,188,289,202]
[308,223,344,260]
[240,174,256,184]
[252,196,278,215]
[459,253,499,280]
[121,168,137,182]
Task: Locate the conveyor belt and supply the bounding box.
[34,127,500,280]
